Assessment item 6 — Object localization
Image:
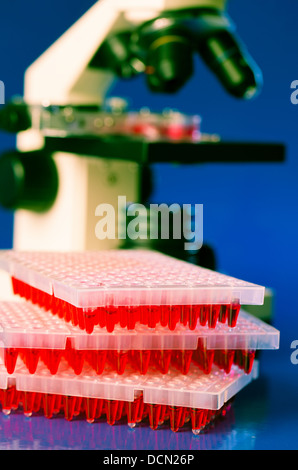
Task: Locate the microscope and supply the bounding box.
[0,0,284,316]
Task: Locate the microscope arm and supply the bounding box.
[24,0,123,107]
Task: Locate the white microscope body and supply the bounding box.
[14,0,226,252]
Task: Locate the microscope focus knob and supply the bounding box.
[0,101,31,133]
[0,150,58,212]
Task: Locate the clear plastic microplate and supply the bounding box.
[0,355,259,434]
[0,300,279,376]
[0,250,265,333]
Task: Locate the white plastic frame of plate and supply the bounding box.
[0,301,279,352]
[0,358,259,410]
[0,250,265,308]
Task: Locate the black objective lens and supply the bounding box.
[145,35,194,93]
[198,30,262,99]
[90,32,143,79]
[89,9,262,99]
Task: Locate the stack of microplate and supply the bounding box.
[0,250,279,434]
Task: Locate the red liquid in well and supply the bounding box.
[11,277,241,333]
[0,343,256,378]
[0,388,235,433]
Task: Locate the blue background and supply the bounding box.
[0,0,298,450]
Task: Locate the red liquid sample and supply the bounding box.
[11,278,241,334]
